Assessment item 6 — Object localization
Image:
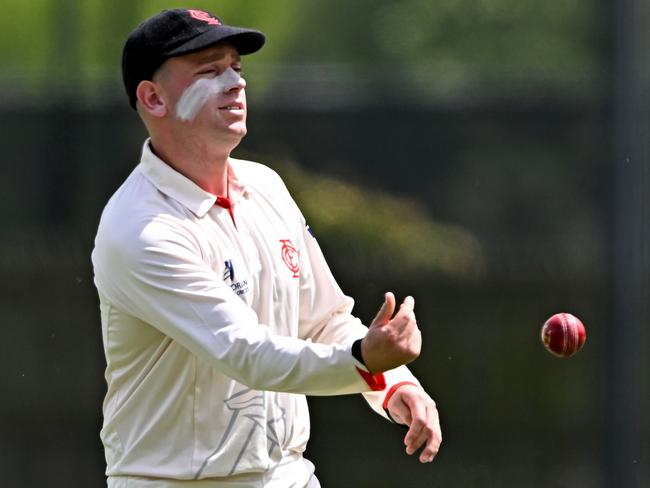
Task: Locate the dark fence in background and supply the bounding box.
[1,91,630,487]
[2,0,650,485]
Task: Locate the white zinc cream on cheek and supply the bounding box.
[175,67,243,122]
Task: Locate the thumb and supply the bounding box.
[370,292,396,328]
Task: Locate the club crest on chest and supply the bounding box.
[279,239,299,278]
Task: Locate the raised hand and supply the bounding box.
[360,292,422,373]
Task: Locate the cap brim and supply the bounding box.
[166,26,265,57]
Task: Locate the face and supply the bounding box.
[155,43,248,141]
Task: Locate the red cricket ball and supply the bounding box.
[541,313,586,358]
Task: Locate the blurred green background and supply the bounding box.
[1,0,649,486]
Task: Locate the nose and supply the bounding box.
[229,77,246,93]
[225,68,246,92]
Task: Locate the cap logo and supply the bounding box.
[188,9,221,25]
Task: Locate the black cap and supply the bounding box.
[122,9,265,109]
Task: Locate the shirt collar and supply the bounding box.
[138,139,248,218]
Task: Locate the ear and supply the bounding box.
[136,80,168,118]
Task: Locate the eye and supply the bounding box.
[196,69,218,78]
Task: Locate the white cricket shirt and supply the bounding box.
[92,140,420,483]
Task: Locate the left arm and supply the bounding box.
[293,210,434,420]
[294,214,419,402]
[277,175,443,461]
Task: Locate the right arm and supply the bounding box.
[93,214,371,396]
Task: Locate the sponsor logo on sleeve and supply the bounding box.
[223,259,249,296]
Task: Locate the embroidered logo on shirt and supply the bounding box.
[279,239,300,278]
[223,259,249,296]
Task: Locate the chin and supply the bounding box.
[218,127,247,146]
[229,124,247,138]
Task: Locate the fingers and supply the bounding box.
[387,295,417,334]
[413,404,442,463]
[401,295,415,312]
[400,394,442,463]
[370,291,396,328]
[403,399,427,455]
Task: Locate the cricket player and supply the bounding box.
[92,8,442,487]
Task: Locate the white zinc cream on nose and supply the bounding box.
[175,67,243,122]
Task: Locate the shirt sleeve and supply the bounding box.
[92,209,372,397]
[293,206,423,420]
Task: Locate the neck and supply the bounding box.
[149,132,237,196]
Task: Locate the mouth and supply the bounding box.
[218,103,244,111]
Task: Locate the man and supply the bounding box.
[92,8,441,487]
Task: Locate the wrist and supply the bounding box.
[351,339,386,391]
[382,381,420,411]
[351,338,366,368]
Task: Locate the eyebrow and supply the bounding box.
[193,48,241,66]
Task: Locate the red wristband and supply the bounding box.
[382,381,420,410]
